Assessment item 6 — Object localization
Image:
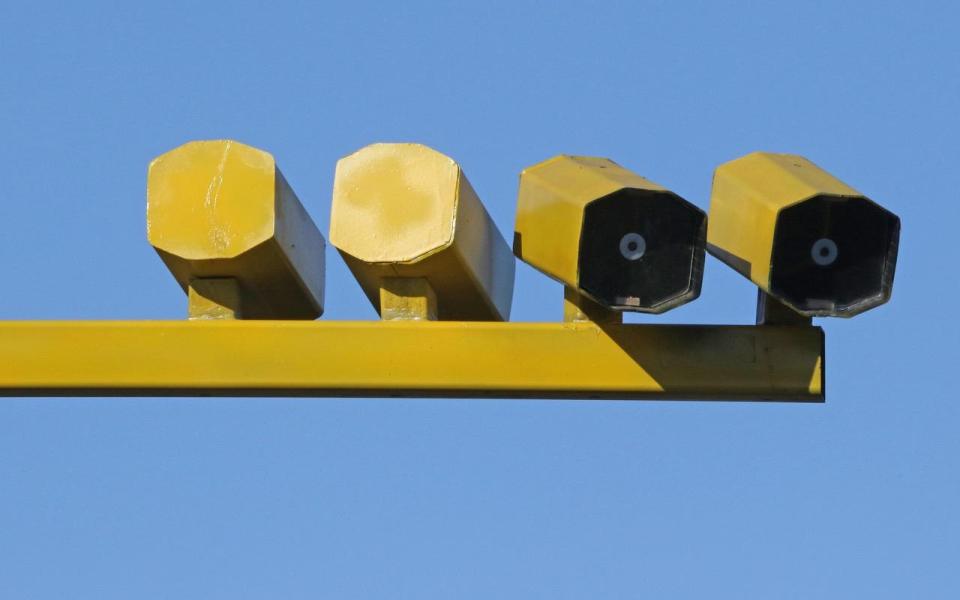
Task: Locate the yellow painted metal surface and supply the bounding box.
[515,155,667,289]
[188,278,242,320]
[329,143,514,321]
[707,152,860,288]
[380,278,438,321]
[0,321,823,400]
[148,140,325,319]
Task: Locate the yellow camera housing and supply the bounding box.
[329,143,515,321]
[514,155,706,313]
[147,140,326,319]
[707,152,900,317]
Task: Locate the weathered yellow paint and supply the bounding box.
[148,140,325,319]
[329,143,514,321]
[514,155,668,289]
[0,321,824,401]
[148,140,275,258]
[380,278,438,321]
[330,144,459,263]
[707,152,861,289]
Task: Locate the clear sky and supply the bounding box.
[0,1,957,598]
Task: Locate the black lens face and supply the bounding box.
[578,189,706,312]
[771,195,899,315]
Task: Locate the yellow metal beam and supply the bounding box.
[0,321,823,401]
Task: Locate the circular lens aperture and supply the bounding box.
[619,233,646,260]
[811,238,838,266]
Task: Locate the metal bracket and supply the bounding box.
[755,290,812,326]
[562,287,622,324]
[188,278,243,320]
[380,278,438,321]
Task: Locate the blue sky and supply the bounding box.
[0,1,957,597]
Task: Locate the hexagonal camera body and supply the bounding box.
[329,143,515,321]
[147,140,326,319]
[515,155,706,313]
[707,152,900,317]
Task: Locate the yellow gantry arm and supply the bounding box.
[0,320,823,401]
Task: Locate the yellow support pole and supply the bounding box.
[0,320,823,401]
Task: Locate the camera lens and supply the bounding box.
[811,238,838,266]
[619,233,646,260]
